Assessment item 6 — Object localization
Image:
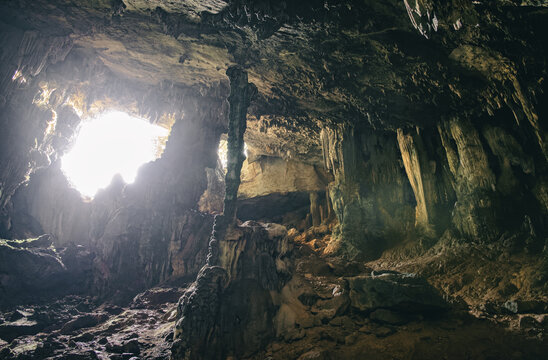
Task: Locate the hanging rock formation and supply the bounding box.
[172,67,292,359]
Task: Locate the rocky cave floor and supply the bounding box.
[1,224,548,360]
[0,287,179,360]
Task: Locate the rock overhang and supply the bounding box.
[2,0,546,134]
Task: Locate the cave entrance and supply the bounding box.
[60,111,169,198]
[216,135,248,172]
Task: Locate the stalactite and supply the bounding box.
[397,128,438,236]
[309,192,321,227]
[223,66,257,222]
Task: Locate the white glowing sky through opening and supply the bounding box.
[61,111,169,198]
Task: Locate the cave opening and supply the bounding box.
[60,111,169,198]
[217,135,248,172]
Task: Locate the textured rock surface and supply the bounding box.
[172,221,291,359]
[0,0,547,359]
[0,0,546,275]
[321,125,416,258]
[223,66,256,221]
[239,157,327,199]
[235,237,548,360]
[0,287,183,359]
[0,235,93,308]
[347,272,448,313]
[2,78,224,300]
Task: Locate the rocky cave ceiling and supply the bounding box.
[3,0,547,134]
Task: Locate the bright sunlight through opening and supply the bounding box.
[61,111,169,198]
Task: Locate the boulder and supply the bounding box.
[369,309,408,325]
[123,339,141,355]
[297,349,331,360]
[60,314,108,334]
[0,318,41,342]
[503,300,548,314]
[347,272,447,314]
[0,236,94,307]
[63,351,99,360]
[0,238,65,306]
[373,326,396,338]
[130,288,183,309]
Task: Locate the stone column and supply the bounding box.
[309,191,322,227]
[223,66,257,222]
[206,66,256,267]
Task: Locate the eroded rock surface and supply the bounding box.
[0,287,183,359]
[0,235,93,308]
[172,220,292,359]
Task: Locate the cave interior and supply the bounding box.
[1,0,548,359]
